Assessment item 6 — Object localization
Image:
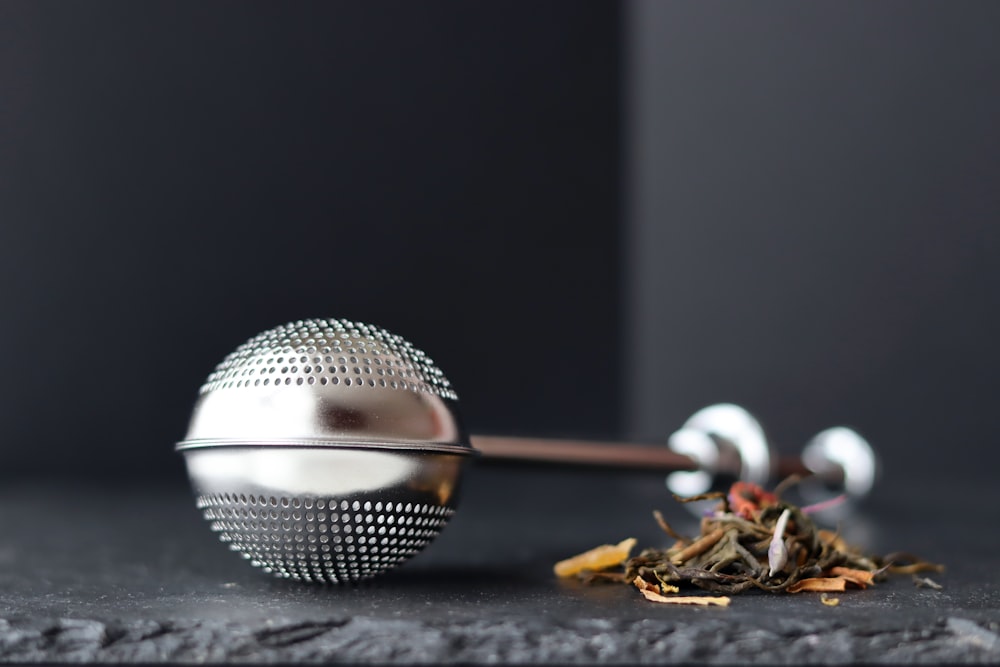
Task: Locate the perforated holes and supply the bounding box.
[198,318,458,399]
[195,493,455,583]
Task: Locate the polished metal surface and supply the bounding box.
[179,318,469,453]
[800,426,879,509]
[185,447,463,583]
[177,318,475,583]
[665,403,774,498]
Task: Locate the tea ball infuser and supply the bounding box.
[177,318,876,583]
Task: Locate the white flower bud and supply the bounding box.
[768,508,792,578]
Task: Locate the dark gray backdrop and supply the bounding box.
[626,0,1000,486]
[0,1,621,481]
[1,1,997,489]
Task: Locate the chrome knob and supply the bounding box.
[665,403,774,497]
[800,426,879,506]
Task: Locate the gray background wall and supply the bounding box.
[626,1,1000,483]
[0,1,621,480]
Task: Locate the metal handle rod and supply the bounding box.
[470,434,810,478]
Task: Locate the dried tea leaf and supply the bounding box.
[632,576,659,593]
[888,562,946,575]
[653,510,688,542]
[558,480,942,603]
[554,538,638,578]
[828,566,876,588]
[673,491,726,504]
[883,552,946,575]
[639,589,731,606]
[771,474,802,499]
[671,528,726,564]
[912,575,943,590]
[817,529,850,553]
[820,593,840,606]
[788,576,848,593]
[580,571,628,585]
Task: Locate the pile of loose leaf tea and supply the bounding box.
[554,480,943,607]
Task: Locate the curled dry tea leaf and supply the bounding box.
[639,589,731,606]
[887,561,946,575]
[883,552,945,575]
[828,566,875,588]
[653,510,688,542]
[554,538,637,578]
[787,577,848,593]
[670,528,726,564]
[672,491,726,504]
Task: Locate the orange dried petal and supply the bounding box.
[632,576,659,593]
[788,576,848,593]
[554,538,637,578]
[639,589,731,606]
[828,567,875,588]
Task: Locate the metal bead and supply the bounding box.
[666,403,773,498]
[800,426,879,506]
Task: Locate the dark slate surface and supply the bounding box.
[1,464,998,664]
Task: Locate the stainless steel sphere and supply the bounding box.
[176,318,477,584]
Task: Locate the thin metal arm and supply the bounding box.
[470,435,810,479]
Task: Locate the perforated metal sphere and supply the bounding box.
[176,318,476,584]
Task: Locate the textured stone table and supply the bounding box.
[1,464,997,664]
